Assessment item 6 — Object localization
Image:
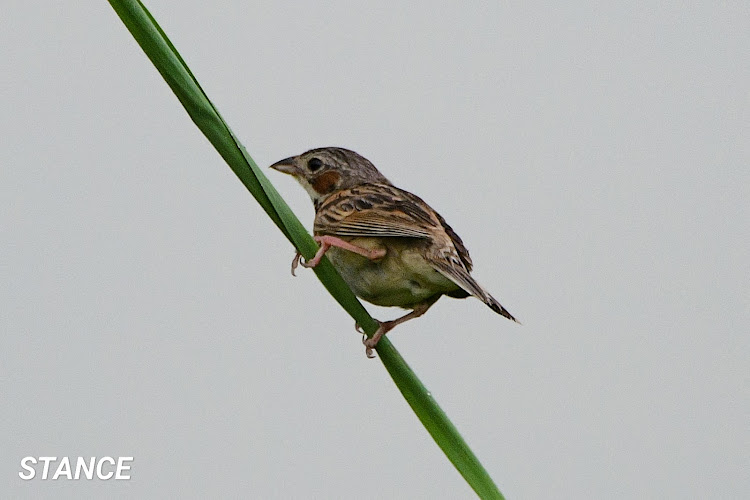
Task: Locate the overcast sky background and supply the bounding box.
[1,2,748,498]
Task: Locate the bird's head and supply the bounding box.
[270,147,391,205]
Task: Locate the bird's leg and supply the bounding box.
[291,235,386,275]
[363,296,440,358]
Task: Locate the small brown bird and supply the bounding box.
[270,147,517,357]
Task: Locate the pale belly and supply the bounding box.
[325,237,460,308]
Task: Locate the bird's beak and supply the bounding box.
[269,156,300,176]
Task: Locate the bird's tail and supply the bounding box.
[433,261,518,323]
[484,292,518,323]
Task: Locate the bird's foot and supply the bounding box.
[291,252,303,276]
[361,320,396,359]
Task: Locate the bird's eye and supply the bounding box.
[307,157,323,172]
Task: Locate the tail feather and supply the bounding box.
[432,260,518,323]
[485,293,518,323]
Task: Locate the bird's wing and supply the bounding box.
[433,210,473,271]
[314,184,474,269]
[315,184,440,239]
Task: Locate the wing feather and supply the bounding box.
[314,184,440,240]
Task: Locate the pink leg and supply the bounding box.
[291,235,385,275]
[363,296,440,358]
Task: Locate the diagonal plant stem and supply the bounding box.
[107,1,505,498]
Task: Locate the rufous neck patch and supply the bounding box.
[311,171,341,195]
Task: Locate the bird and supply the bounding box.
[270,147,517,357]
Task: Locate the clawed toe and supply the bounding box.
[291,252,303,276]
[360,321,393,359]
[363,337,378,359]
[356,321,383,359]
[292,251,318,276]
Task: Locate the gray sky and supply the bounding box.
[2,2,748,498]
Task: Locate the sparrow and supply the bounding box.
[270,147,517,357]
